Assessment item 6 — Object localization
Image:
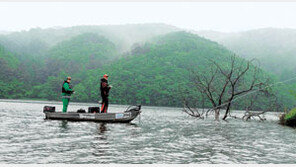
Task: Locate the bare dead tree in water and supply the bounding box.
[183,55,274,121]
[229,89,278,121]
[182,85,210,119]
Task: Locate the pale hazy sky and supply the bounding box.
[1,2,296,32]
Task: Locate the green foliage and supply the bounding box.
[0,79,26,99]
[44,33,117,77]
[284,108,296,120]
[0,44,27,99]
[0,45,19,69]
[288,83,296,100]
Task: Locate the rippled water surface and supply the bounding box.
[0,99,296,164]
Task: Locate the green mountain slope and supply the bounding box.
[44,33,117,77]
[0,45,26,98]
[24,33,119,100]
[0,45,19,69]
[73,31,274,109]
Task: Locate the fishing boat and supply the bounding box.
[43,105,141,123]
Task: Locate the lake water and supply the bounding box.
[0,99,296,164]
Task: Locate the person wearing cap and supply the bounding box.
[62,76,74,112]
[100,74,112,113]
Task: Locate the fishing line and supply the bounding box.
[211,74,296,111]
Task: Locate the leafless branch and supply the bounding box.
[183,54,276,121]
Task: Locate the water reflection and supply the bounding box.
[92,123,110,158]
[95,123,108,141]
[59,120,69,132]
[98,123,107,135]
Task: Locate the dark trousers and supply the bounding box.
[101,96,109,113]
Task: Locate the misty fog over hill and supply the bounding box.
[0,23,179,57]
[197,28,296,80]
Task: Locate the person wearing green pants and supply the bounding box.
[62,76,74,112]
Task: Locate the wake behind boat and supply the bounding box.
[43,105,141,123]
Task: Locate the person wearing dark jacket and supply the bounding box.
[62,76,74,112]
[100,74,112,113]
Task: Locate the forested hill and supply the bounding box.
[43,33,117,78]
[96,32,235,106]
[74,31,279,109]
[197,28,296,80]
[0,44,26,98]
[0,25,294,109]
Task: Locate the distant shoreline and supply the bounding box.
[0,98,184,110]
[0,98,281,113]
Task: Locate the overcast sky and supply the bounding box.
[1,2,296,33]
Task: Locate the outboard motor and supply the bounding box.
[124,105,142,123]
[125,105,141,112]
[43,106,55,113]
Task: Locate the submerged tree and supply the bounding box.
[183,54,278,121]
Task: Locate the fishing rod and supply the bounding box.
[210,74,296,111]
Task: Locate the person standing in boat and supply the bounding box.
[100,74,112,113]
[62,76,74,112]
